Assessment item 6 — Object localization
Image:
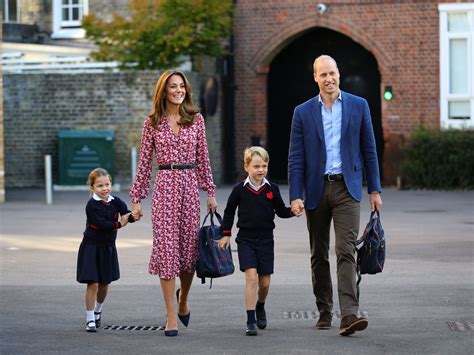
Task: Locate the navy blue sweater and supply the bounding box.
[83,196,132,247]
[222,181,293,239]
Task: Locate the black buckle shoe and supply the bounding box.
[86,320,97,333]
[246,322,258,336]
[256,303,267,329]
[94,312,101,328]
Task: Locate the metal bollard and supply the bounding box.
[45,155,53,205]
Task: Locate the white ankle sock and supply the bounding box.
[94,302,103,314]
[86,310,95,322]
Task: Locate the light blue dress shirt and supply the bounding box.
[319,93,343,175]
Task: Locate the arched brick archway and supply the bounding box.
[248,21,388,182]
[250,19,392,74]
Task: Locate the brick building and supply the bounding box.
[2,0,473,191]
[232,0,474,185]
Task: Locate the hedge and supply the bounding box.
[400,126,474,189]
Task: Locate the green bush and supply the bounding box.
[400,126,474,189]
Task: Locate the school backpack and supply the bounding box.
[356,209,386,290]
[196,211,234,287]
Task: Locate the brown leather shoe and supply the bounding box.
[339,314,368,336]
[315,311,332,330]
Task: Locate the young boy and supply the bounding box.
[218,146,295,336]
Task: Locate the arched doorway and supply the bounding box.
[267,27,383,183]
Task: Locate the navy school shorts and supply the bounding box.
[236,237,274,275]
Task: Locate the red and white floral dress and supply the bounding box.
[130,113,216,279]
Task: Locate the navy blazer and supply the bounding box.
[288,91,381,209]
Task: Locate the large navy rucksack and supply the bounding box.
[196,212,234,287]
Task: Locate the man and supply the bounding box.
[288,55,382,336]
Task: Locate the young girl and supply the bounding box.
[219,147,295,336]
[77,168,134,332]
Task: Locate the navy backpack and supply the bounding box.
[196,211,234,287]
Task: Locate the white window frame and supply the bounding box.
[51,0,89,39]
[2,0,20,22]
[439,3,474,129]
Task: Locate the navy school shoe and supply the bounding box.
[246,322,258,336]
[176,288,190,327]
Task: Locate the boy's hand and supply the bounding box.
[121,213,131,227]
[218,236,230,250]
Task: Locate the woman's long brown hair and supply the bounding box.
[148,70,198,129]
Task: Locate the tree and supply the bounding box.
[82,0,233,69]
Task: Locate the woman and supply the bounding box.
[130,70,217,337]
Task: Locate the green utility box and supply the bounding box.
[58,130,115,185]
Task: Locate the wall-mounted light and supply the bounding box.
[317,3,328,15]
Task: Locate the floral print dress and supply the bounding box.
[130,113,215,279]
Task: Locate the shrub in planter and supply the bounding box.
[400,126,474,189]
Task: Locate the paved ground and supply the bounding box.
[1,186,473,354]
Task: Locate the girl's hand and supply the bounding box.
[207,196,217,213]
[218,236,230,250]
[121,213,131,227]
[131,203,143,221]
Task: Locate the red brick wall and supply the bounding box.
[233,0,467,184]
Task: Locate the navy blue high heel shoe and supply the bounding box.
[164,329,178,337]
[176,288,190,327]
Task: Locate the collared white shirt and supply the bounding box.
[243,177,270,191]
[92,193,114,202]
[319,92,343,175]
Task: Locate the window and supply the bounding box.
[439,4,474,129]
[51,0,89,39]
[1,0,19,22]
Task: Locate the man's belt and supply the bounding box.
[324,174,344,182]
[158,164,195,170]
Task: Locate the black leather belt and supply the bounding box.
[324,174,343,182]
[158,164,195,170]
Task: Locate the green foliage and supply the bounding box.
[82,0,233,69]
[400,126,474,189]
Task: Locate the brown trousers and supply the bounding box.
[305,179,360,318]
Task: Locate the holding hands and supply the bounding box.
[291,199,305,217]
[121,212,132,227]
[131,203,144,222]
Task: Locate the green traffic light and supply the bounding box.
[383,85,393,101]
